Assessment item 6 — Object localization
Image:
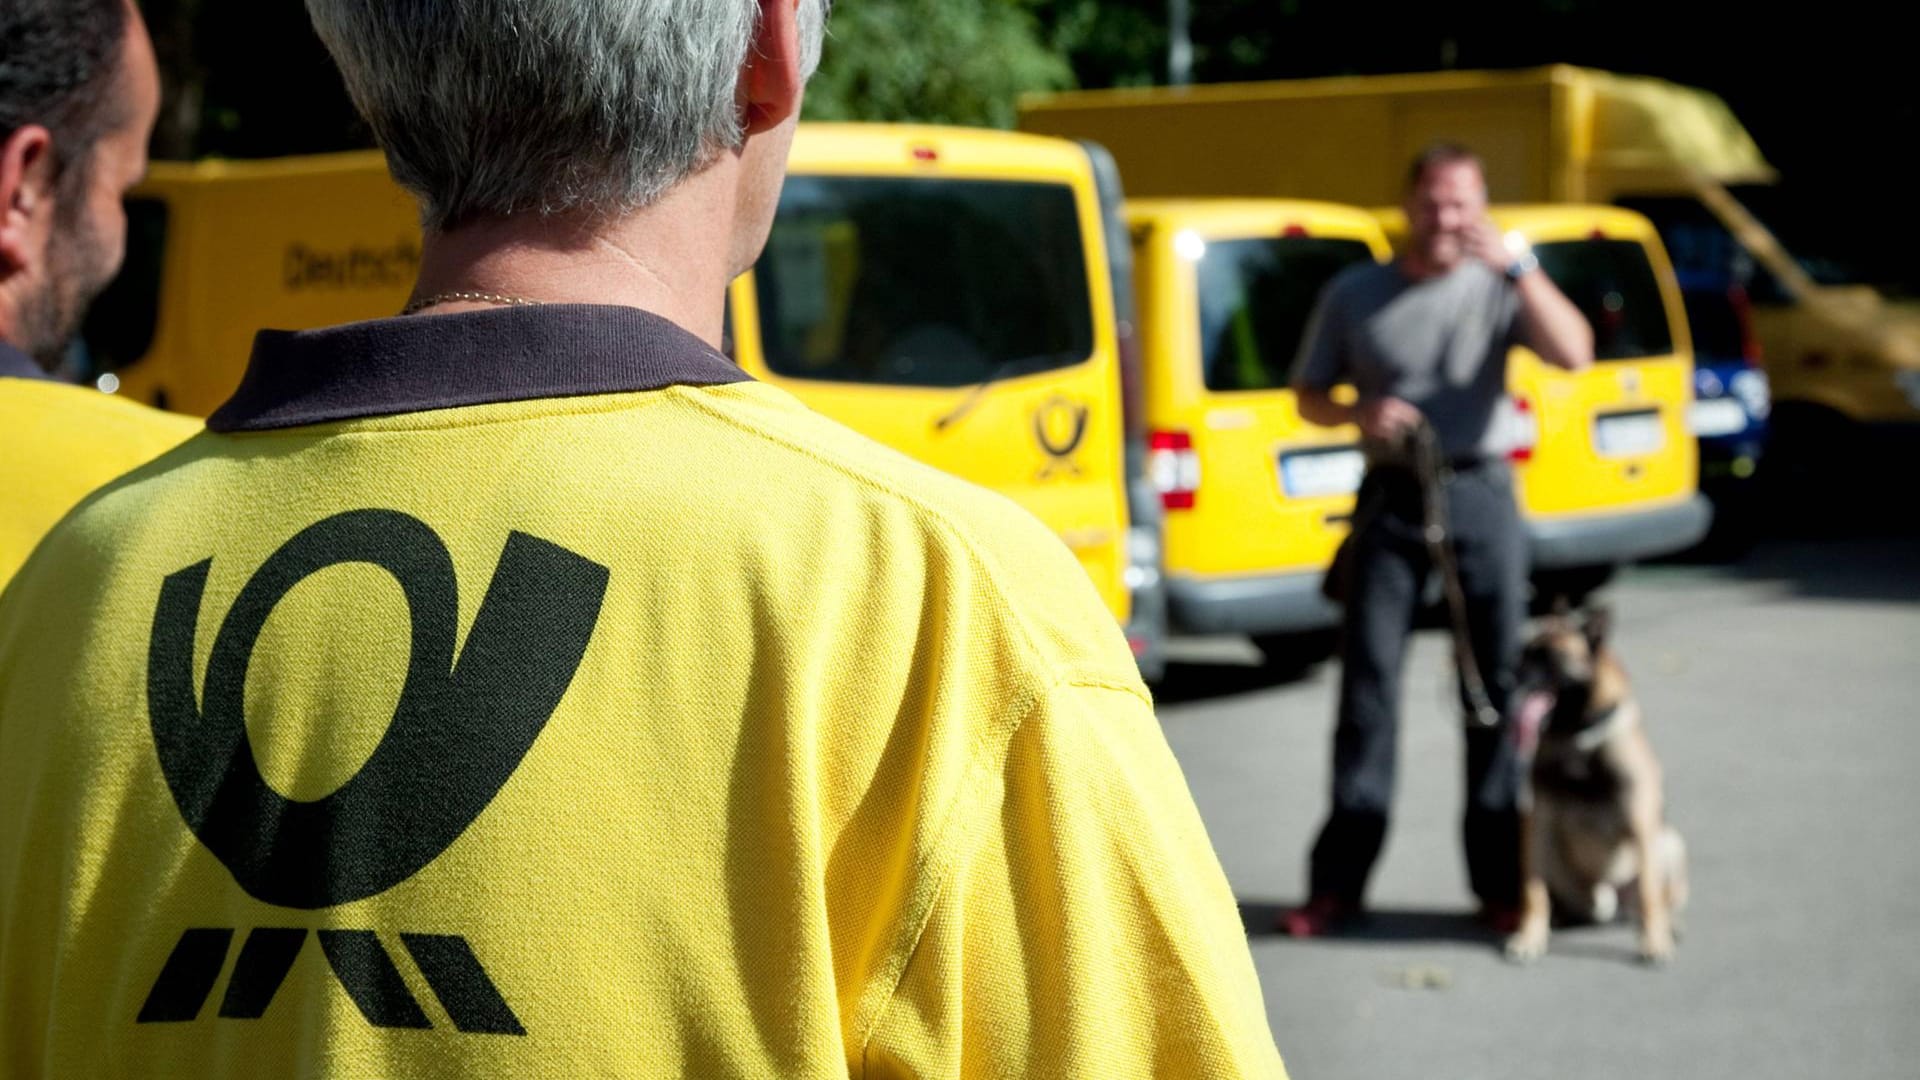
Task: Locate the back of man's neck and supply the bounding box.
[407,171,738,349]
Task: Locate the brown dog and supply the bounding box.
[1503,607,1687,965]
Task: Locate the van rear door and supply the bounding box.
[1509,227,1696,517]
[1492,207,1708,570]
[729,127,1133,621]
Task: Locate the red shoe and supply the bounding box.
[1478,903,1523,936]
[1281,895,1357,938]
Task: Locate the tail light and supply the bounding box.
[1148,430,1201,510]
[1503,396,1539,464]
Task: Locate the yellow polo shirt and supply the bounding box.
[0,307,1284,1078]
[0,350,200,586]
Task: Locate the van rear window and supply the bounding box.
[754,176,1094,387]
[79,196,168,378]
[1196,236,1376,392]
[1534,239,1674,361]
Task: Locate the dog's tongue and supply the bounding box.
[1511,690,1554,754]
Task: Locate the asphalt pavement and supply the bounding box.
[1154,520,1920,1079]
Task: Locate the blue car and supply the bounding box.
[1680,277,1770,496]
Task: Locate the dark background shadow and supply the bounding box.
[1240,901,1498,946]
[1152,658,1318,706]
[1657,461,1920,605]
[1240,900,1665,968]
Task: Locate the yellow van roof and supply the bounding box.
[786,123,1091,178]
[1127,197,1381,229]
[1126,198,1389,247]
[1485,203,1663,242]
[1368,203,1661,247]
[141,125,1096,186]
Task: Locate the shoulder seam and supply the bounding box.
[851,678,1047,1074]
[672,391,1150,1070]
[852,671,1149,1073]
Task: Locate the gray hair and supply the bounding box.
[305,0,829,231]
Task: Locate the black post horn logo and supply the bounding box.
[147,508,609,909]
[1033,395,1090,479]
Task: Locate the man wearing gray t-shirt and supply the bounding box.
[1283,145,1594,938]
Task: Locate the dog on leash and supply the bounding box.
[1503,606,1688,965]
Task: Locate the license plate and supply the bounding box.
[1280,447,1365,498]
[1688,398,1748,438]
[1593,410,1665,458]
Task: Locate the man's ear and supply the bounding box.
[0,125,57,274]
[739,0,804,136]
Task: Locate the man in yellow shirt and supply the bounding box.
[0,0,198,584]
[0,1,1286,1076]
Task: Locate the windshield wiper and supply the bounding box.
[932,351,1084,431]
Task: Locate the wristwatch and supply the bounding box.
[1504,237,1539,282]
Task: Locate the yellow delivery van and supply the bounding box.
[84,150,418,414]
[1125,198,1387,654]
[1489,206,1710,587]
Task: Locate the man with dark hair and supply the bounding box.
[0,0,198,582]
[0,1,1284,1076]
[1404,142,1482,192]
[1282,144,1595,938]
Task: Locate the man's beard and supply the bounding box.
[18,191,116,373]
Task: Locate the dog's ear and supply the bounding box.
[1583,604,1613,656]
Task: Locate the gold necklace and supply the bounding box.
[400,290,545,316]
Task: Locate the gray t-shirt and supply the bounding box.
[1290,260,1523,460]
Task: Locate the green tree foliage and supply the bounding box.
[138,0,372,158]
[1026,0,1166,88]
[802,0,1074,128]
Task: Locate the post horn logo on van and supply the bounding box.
[1034,395,1090,479]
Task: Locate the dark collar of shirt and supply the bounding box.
[0,341,52,381]
[209,304,752,433]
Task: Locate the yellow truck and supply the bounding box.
[1018,65,1920,463]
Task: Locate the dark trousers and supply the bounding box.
[1307,461,1529,909]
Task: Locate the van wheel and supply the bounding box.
[1530,565,1616,614]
